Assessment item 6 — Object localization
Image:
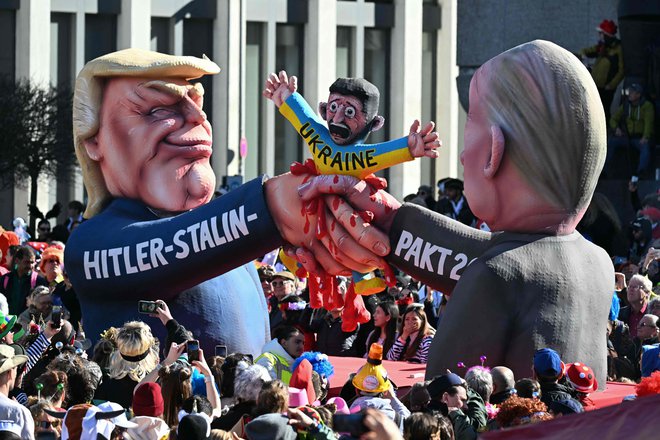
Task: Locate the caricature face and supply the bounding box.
[325,93,369,145]
[85,77,215,212]
[461,64,495,223]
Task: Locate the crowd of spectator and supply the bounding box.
[0,173,656,440]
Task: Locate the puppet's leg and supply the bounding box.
[352,271,387,295]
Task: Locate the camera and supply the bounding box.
[51,306,62,328]
[138,300,159,314]
[187,339,200,362]
[215,345,227,358]
[332,412,367,436]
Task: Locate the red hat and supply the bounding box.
[39,246,64,272]
[565,362,598,393]
[597,19,617,37]
[132,382,164,417]
[289,359,316,404]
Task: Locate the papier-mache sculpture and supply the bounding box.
[64,49,277,355]
[263,71,439,329]
[297,40,614,387]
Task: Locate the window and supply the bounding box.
[85,14,117,62]
[336,26,353,78]
[50,13,73,87]
[363,28,390,144]
[244,22,262,179]
[151,17,170,54]
[274,24,304,174]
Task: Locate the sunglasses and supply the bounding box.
[271,280,292,287]
[38,420,60,429]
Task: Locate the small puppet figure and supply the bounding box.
[263,71,439,298]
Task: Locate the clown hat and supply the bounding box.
[0,311,17,340]
[352,343,391,394]
[565,362,598,393]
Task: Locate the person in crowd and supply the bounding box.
[650,297,660,318]
[365,301,399,358]
[276,295,315,351]
[350,344,411,431]
[546,398,584,417]
[619,274,654,338]
[291,352,335,403]
[127,382,170,440]
[464,366,493,406]
[564,362,597,410]
[257,265,276,306]
[532,349,576,406]
[47,352,101,407]
[255,325,305,384]
[94,321,159,408]
[159,361,193,429]
[255,379,289,417]
[269,271,298,332]
[0,344,34,439]
[29,400,61,438]
[494,395,553,428]
[17,286,53,330]
[386,304,435,363]
[212,363,270,431]
[36,246,64,291]
[34,370,67,409]
[65,201,84,233]
[303,285,359,356]
[434,178,476,227]
[607,83,655,179]
[514,378,540,399]
[219,353,253,404]
[416,185,437,211]
[403,412,443,440]
[627,218,653,266]
[489,366,515,405]
[51,267,82,333]
[426,373,485,440]
[35,220,52,243]
[0,246,47,314]
[578,19,624,120]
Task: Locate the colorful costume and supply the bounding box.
[280,92,413,179]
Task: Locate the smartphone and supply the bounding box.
[215,345,227,358]
[187,339,200,362]
[138,300,159,314]
[51,305,62,328]
[332,413,367,437]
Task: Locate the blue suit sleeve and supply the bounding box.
[64,177,284,300]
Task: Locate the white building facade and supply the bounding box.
[0,0,464,226]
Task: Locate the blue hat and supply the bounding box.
[427,373,464,399]
[641,344,660,378]
[533,348,565,379]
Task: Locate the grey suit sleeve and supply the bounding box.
[387,203,492,294]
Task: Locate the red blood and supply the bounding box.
[383,264,397,287]
[330,220,336,232]
[333,175,339,184]
[359,211,374,223]
[349,214,357,227]
[316,201,328,239]
[303,215,310,234]
[332,197,341,211]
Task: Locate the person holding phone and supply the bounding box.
[94,321,159,408]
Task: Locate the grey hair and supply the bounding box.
[233,363,271,403]
[630,274,653,293]
[465,367,494,403]
[481,40,606,212]
[642,314,659,326]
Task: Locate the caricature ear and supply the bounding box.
[318,102,328,121]
[484,125,505,179]
[370,116,385,133]
[82,136,102,161]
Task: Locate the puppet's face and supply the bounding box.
[324,93,369,145]
[461,65,495,222]
[84,77,215,212]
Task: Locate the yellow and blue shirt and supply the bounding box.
[280,92,413,179]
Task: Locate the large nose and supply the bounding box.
[183,88,207,125]
[332,107,345,124]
